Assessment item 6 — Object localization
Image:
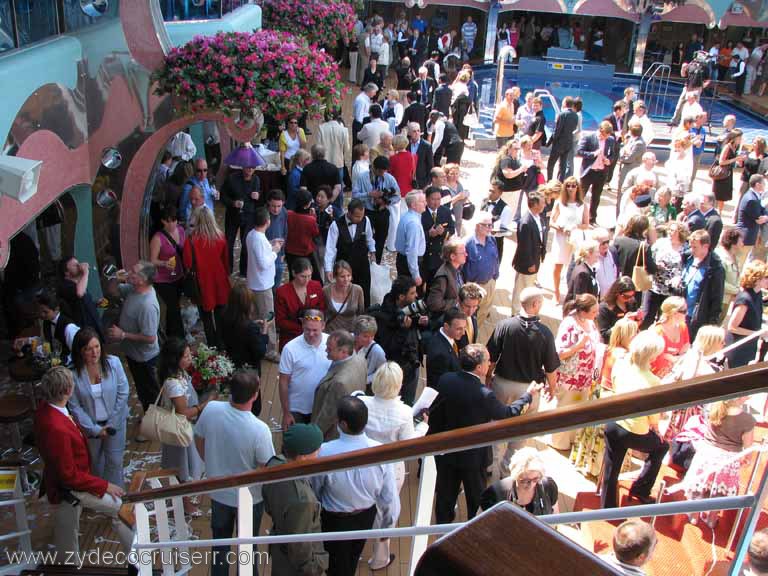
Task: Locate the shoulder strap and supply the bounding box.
[160,229,183,257]
[634,241,645,268]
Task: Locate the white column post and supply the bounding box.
[237,486,254,576]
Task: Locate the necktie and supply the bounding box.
[422,80,428,104]
[466,317,474,344]
[452,342,459,354]
[432,210,437,224]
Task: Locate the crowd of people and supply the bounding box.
[15,11,768,576]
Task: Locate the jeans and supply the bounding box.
[211,499,265,576]
[126,355,160,413]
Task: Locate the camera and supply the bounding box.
[399,299,428,321]
[374,187,399,208]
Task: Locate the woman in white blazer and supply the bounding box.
[68,327,130,488]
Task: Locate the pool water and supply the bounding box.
[472,66,768,143]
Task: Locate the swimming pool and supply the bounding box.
[472,65,768,144]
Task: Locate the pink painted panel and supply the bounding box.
[662,3,712,23]
[574,0,638,20]
[121,1,167,71]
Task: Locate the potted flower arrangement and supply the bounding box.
[152,30,346,121]
[261,0,357,49]
[189,343,235,392]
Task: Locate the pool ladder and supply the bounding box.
[640,62,671,119]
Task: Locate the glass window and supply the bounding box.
[15,0,58,47]
[63,0,116,32]
[162,0,222,21]
[0,0,15,52]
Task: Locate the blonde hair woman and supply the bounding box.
[183,206,231,347]
[600,317,639,392]
[726,260,768,368]
[681,395,755,528]
[601,331,667,508]
[360,362,427,569]
[480,447,560,515]
[650,296,690,378]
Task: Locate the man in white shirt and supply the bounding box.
[603,519,657,576]
[678,92,703,129]
[364,25,384,60]
[515,92,536,135]
[357,104,390,151]
[167,130,196,161]
[311,395,399,576]
[195,370,275,576]
[353,84,378,144]
[622,152,667,196]
[279,310,332,428]
[632,100,655,145]
[246,207,282,354]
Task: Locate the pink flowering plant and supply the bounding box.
[262,0,357,48]
[152,30,345,121]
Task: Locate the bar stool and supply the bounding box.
[0,393,36,492]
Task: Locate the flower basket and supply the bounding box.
[262,0,357,49]
[152,30,346,121]
[189,343,235,392]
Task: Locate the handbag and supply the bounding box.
[139,383,194,447]
[631,242,653,292]
[462,112,480,128]
[162,229,200,302]
[462,201,476,221]
[708,162,732,181]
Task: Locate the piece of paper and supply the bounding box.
[412,386,439,417]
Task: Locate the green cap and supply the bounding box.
[283,423,324,456]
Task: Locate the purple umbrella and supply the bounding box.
[224,143,265,169]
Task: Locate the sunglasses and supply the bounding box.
[517,476,542,488]
[302,315,323,322]
[196,168,208,173]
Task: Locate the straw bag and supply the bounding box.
[139,383,194,447]
[631,242,652,292]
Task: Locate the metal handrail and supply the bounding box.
[125,362,768,503]
[495,45,517,106]
[133,495,756,550]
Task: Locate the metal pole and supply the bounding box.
[727,439,765,552]
[728,449,768,576]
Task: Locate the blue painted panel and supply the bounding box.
[165,4,261,46]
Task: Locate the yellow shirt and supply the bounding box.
[493,103,516,137]
[610,361,661,435]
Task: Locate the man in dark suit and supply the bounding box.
[578,121,616,225]
[699,191,723,250]
[602,101,625,189]
[425,308,466,389]
[399,92,428,134]
[546,96,580,183]
[407,122,434,189]
[411,66,436,109]
[37,291,76,364]
[35,367,133,556]
[432,73,452,117]
[455,282,483,350]
[736,174,767,265]
[407,30,427,69]
[421,186,455,287]
[428,344,537,523]
[510,191,546,315]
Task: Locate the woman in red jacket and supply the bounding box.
[183,206,231,348]
[275,257,325,350]
[389,133,416,197]
[285,188,321,281]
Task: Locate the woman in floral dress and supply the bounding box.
[551,293,601,451]
[676,396,755,528]
[571,317,639,476]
